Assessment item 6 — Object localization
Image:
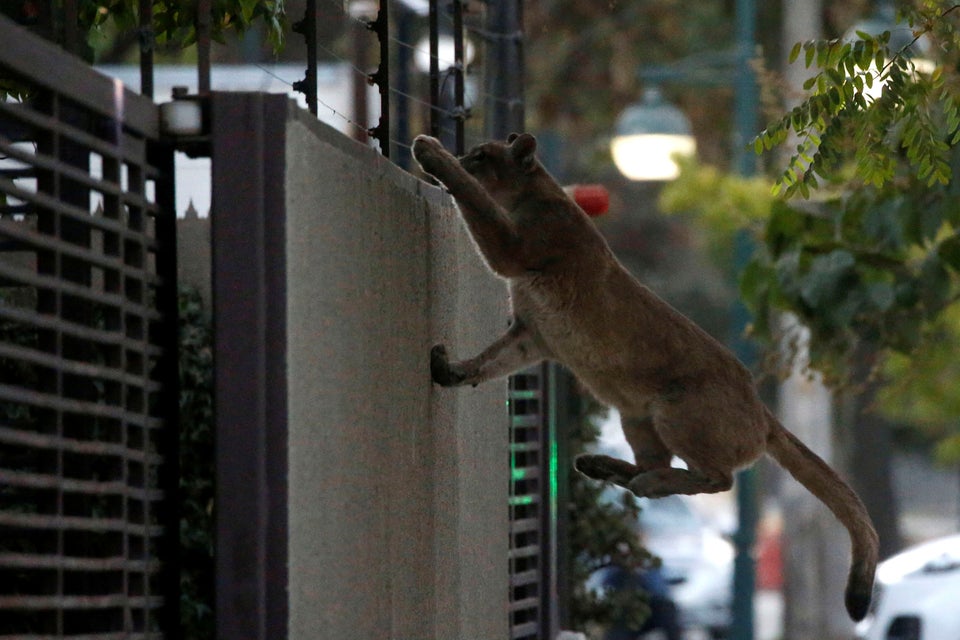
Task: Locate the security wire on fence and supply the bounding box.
[291,0,524,162]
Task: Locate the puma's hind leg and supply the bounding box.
[626,467,733,499]
[431,319,546,387]
[574,415,673,490]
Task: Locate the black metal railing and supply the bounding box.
[0,15,179,638]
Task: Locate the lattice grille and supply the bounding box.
[0,18,178,639]
[508,369,547,640]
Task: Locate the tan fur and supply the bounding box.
[412,133,879,621]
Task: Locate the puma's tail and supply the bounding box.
[764,408,879,621]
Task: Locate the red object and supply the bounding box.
[756,526,783,590]
[563,184,609,217]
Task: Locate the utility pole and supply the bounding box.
[729,1,758,639]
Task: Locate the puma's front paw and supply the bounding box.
[413,135,450,177]
[430,344,466,387]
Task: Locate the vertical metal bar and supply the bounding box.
[197,0,212,93]
[211,92,289,640]
[62,0,79,55]
[150,138,181,636]
[352,17,370,144]
[429,0,440,138]
[733,0,758,177]
[292,0,318,114]
[452,0,465,155]
[34,89,66,639]
[290,0,318,115]
[306,0,317,114]
[139,0,154,98]
[543,363,560,639]
[394,6,413,167]
[367,0,390,157]
[484,0,524,138]
[729,1,759,639]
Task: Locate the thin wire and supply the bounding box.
[278,0,525,151]
[313,37,471,119]
[319,0,520,109]
[255,63,417,153]
[334,0,462,71]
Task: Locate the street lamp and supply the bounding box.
[610,87,696,181]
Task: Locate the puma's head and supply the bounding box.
[459,133,545,209]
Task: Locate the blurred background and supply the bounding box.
[8,0,960,638]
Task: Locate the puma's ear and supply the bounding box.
[506,132,520,143]
[510,133,537,173]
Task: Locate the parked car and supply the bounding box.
[856,533,960,640]
[588,413,734,637]
[592,488,734,639]
[638,494,734,638]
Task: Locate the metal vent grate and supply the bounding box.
[0,17,178,639]
[508,366,554,640]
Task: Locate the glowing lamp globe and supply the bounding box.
[611,88,696,181]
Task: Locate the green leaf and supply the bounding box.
[883,309,923,353]
[789,41,802,64]
[798,249,856,309]
[920,256,951,316]
[866,281,896,312]
[739,259,773,304]
[239,0,259,23]
[826,67,845,87]
[937,234,960,271]
[863,201,906,252]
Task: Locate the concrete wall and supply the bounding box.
[282,112,510,640]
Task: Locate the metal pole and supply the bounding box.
[352,17,369,144]
[730,0,758,638]
[305,0,317,115]
[733,0,758,177]
[429,0,440,138]
[452,0,466,155]
[367,0,390,157]
[197,0,211,94]
[138,0,154,98]
[292,0,318,115]
[394,6,413,167]
[483,0,524,138]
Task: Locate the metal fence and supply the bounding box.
[509,366,559,640]
[0,14,179,638]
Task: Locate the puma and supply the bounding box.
[412,133,878,621]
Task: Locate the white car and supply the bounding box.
[637,494,734,636]
[857,534,960,640]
